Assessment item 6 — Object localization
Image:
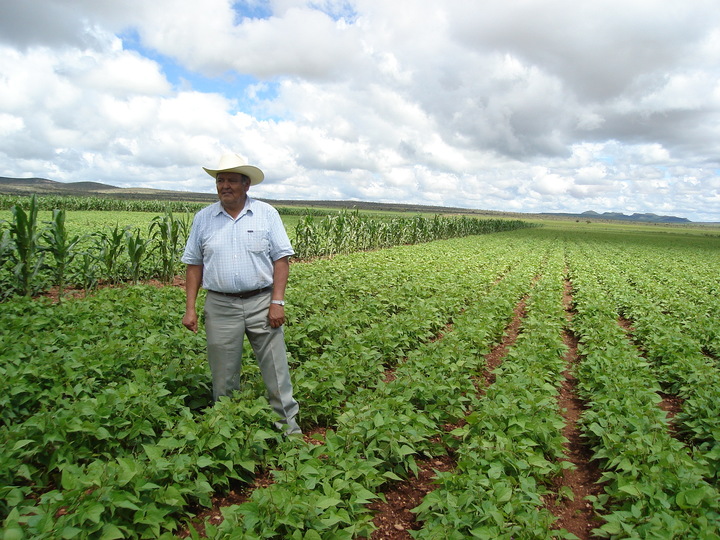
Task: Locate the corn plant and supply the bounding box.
[293,210,535,258]
[91,225,127,283]
[0,193,208,214]
[74,252,99,296]
[8,195,45,296]
[149,211,190,283]
[41,209,82,299]
[125,228,150,284]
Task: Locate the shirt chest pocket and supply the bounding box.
[245,229,269,253]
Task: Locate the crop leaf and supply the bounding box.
[99,524,125,540]
[617,483,642,498]
[675,488,709,509]
[316,495,343,510]
[84,502,106,524]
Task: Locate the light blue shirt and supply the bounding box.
[181,198,294,293]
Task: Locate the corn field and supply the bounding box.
[293,210,535,258]
[0,194,337,217]
[0,196,534,299]
[0,196,192,299]
[0,194,206,214]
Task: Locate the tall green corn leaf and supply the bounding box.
[150,211,190,284]
[9,195,44,296]
[42,208,82,299]
[125,228,150,284]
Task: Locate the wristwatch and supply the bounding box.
[271,300,286,306]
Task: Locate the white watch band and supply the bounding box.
[271,300,285,306]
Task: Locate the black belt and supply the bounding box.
[207,286,272,299]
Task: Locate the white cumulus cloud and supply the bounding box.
[0,0,718,221]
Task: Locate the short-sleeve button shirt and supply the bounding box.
[181,198,294,293]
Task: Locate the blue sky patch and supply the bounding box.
[119,27,283,117]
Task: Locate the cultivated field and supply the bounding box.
[1,213,719,539]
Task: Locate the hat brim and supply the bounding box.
[203,165,264,185]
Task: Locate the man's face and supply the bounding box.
[216,172,250,206]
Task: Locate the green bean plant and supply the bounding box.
[0,225,14,300]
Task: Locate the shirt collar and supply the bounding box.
[214,197,255,219]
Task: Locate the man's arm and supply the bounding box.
[268,256,290,328]
[182,264,203,333]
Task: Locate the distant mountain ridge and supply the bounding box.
[0,176,219,203]
[0,176,693,222]
[542,210,691,223]
[0,176,195,197]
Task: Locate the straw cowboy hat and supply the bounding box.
[203,153,264,185]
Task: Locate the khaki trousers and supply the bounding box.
[204,290,301,435]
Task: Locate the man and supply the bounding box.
[181,153,301,436]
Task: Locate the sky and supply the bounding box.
[1,1,719,222]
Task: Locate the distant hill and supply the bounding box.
[0,176,694,222]
[0,176,219,203]
[543,210,691,223]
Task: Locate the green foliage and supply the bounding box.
[124,227,150,284]
[7,195,45,296]
[90,223,127,284]
[413,255,575,539]
[0,200,535,299]
[1,224,719,538]
[150,212,191,283]
[0,193,207,214]
[568,239,720,538]
[41,209,82,298]
[293,209,535,258]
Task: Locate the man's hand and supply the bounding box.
[183,310,198,333]
[268,304,286,328]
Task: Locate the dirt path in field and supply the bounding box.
[544,279,604,539]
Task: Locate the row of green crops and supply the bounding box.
[0,194,334,217]
[570,240,720,477]
[568,252,720,537]
[0,194,208,214]
[2,225,719,538]
[293,210,535,257]
[412,243,574,538]
[0,196,192,299]
[1,231,536,538]
[0,197,533,299]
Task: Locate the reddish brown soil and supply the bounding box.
[543,279,605,539]
[39,276,187,302]
[545,282,599,535]
[658,393,684,419]
[368,456,456,539]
